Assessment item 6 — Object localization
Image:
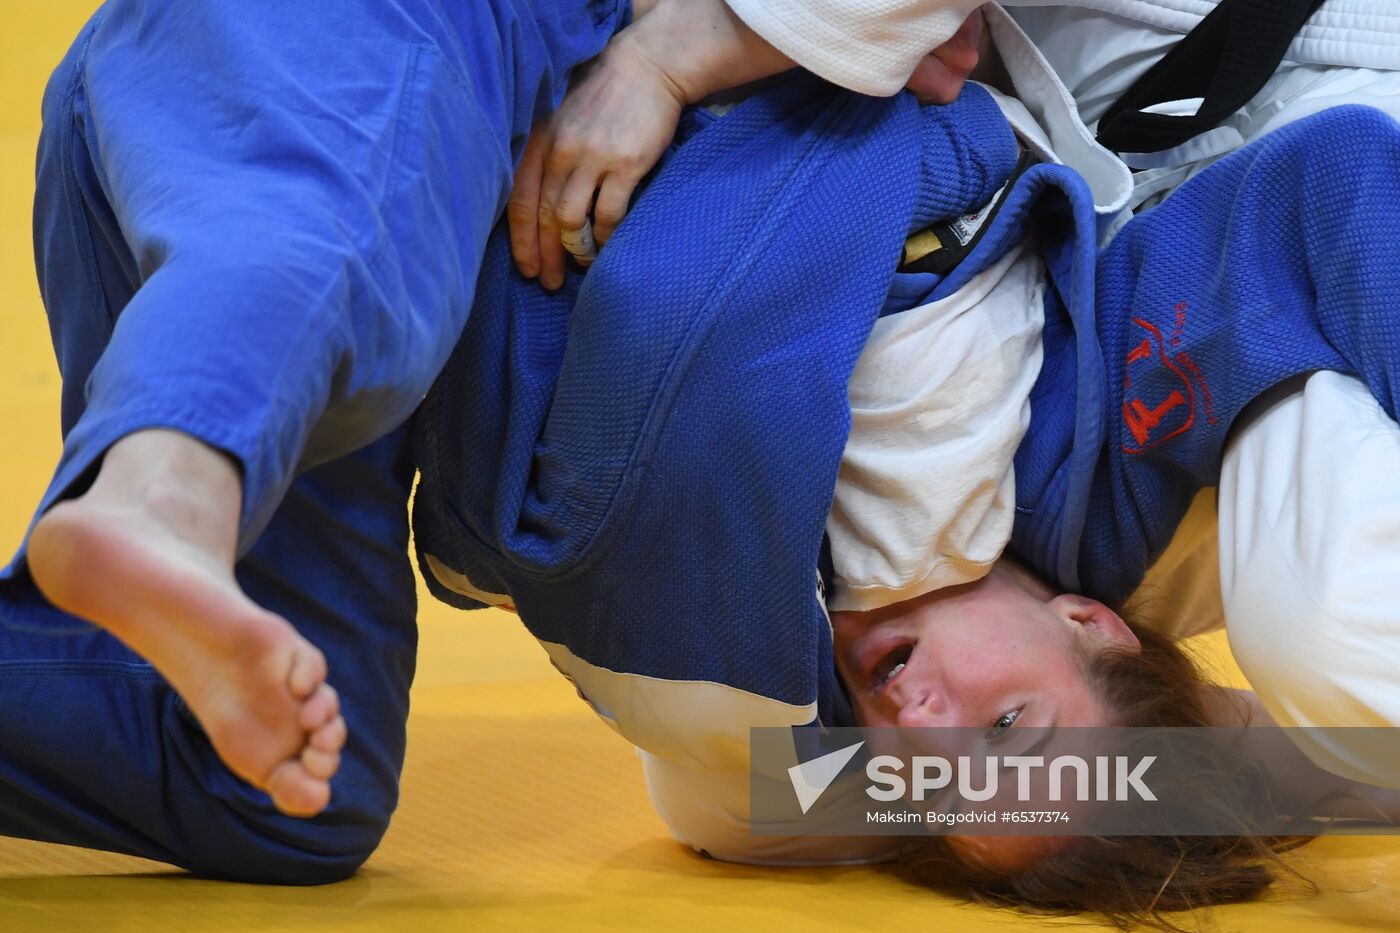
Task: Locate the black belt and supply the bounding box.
[1096,0,1327,154]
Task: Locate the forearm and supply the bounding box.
[725,0,986,96]
[618,0,795,105]
[1207,687,1400,824]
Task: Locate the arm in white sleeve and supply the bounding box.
[1219,371,1400,788]
[641,752,900,866]
[725,0,988,95]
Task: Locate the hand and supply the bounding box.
[507,34,686,289]
[508,0,793,288]
[905,8,985,105]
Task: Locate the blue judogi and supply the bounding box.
[0,0,624,882]
[9,3,1396,880]
[410,78,1022,737]
[414,98,1400,809]
[1013,105,1400,605]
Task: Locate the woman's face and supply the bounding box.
[830,563,1138,735]
[829,563,1140,871]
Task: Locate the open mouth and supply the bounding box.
[868,641,914,693]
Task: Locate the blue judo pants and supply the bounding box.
[0,0,624,883]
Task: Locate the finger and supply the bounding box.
[536,180,570,290]
[537,143,584,290]
[508,126,552,278]
[555,163,604,236]
[932,9,983,76]
[592,173,638,246]
[905,54,967,105]
[906,9,984,105]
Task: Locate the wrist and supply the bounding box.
[616,0,793,104]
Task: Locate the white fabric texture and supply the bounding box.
[724,1,1400,99]
[825,8,1130,614]
[1008,0,1400,74]
[1219,372,1400,788]
[829,243,1045,611]
[724,0,987,96]
[1006,2,1400,209]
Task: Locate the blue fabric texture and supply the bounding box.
[7,0,624,581]
[412,76,1026,724]
[0,0,621,881]
[1013,105,1400,604]
[15,2,1388,875]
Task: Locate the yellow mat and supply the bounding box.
[1,4,1396,929]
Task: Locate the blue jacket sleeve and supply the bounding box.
[70,0,517,547]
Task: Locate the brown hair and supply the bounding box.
[890,623,1314,931]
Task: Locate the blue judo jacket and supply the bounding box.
[411,77,1103,743]
[1014,104,1400,606]
[417,77,1400,755]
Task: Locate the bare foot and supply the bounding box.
[26,430,346,817]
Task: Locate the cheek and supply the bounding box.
[939,646,1030,710]
[949,632,1081,696]
[850,688,900,729]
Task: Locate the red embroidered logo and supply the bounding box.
[1121,302,1217,455]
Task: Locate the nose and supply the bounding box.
[893,684,945,728]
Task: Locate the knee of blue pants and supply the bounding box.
[0,423,417,882]
[185,800,393,885]
[188,428,418,885]
[172,810,388,885]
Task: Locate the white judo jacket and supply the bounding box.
[726,0,1400,97]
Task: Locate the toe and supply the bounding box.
[310,714,348,753]
[287,643,328,699]
[299,683,340,731]
[266,760,332,818]
[302,744,341,781]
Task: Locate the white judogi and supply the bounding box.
[1005,3,1400,209]
[725,0,1400,96]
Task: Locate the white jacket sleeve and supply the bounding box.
[725,0,988,96]
[1219,371,1400,788]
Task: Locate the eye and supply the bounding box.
[990,707,1023,737]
